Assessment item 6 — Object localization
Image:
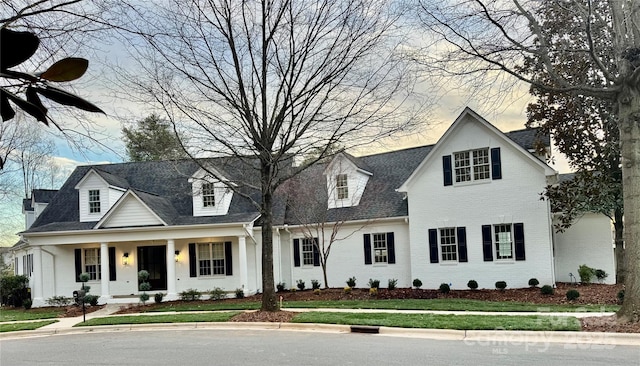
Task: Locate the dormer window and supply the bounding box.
[202,183,215,207]
[88,190,101,213]
[336,174,348,199]
[454,148,490,183]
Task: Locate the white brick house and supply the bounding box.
[13,107,615,307]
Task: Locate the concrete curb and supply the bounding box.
[2,322,639,346]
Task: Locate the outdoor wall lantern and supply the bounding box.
[122,252,129,266]
[174,250,180,263]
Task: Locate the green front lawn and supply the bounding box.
[75,311,241,326]
[146,299,617,313]
[0,307,65,322]
[291,312,582,331]
[0,320,58,332]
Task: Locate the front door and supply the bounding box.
[137,246,167,291]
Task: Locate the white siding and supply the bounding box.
[326,156,370,209]
[554,213,615,284]
[192,179,233,217]
[406,114,555,289]
[101,195,163,228]
[78,173,108,222]
[287,220,412,289]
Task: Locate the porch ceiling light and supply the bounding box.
[174,250,180,262]
[122,252,129,266]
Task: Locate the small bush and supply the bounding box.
[439,283,450,294]
[388,278,398,290]
[46,296,72,307]
[139,293,150,304]
[578,264,595,284]
[617,290,625,304]
[495,281,507,291]
[23,299,32,310]
[311,279,321,290]
[154,292,164,304]
[595,269,608,282]
[296,279,306,291]
[79,272,90,283]
[1,274,30,307]
[209,287,226,301]
[139,282,152,292]
[84,295,99,306]
[276,282,286,292]
[369,287,378,296]
[566,289,580,301]
[541,285,554,295]
[346,276,357,288]
[290,287,297,292]
[368,279,380,289]
[313,288,321,295]
[235,288,245,299]
[138,270,150,282]
[467,280,478,290]
[180,289,202,301]
[528,278,539,287]
[412,278,422,289]
[343,286,352,294]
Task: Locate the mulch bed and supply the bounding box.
[38,283,638,333]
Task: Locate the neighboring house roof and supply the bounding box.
[32,189,59,203]
[505,127,550,151]
[23,198,33,212]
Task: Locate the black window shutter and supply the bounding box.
[74,248,82,282]
[428,229,438,263]
[364,234,372,265]
[312,238,320,266]
[482,225,493,261]
[225,241,233,275]
[188,243,197,277]
[387,232,396,264]
[457,227,468,262]
[108,247,116,281]
[514,223,525,261]
[443,155,453,186]
[293,239,301,267]
[491,147,502,180]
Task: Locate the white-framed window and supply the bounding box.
[439,228,458,262]
[84,248,101,280]
[373,233,388,263]
[301,238,315,266]
[494,224,513,260]
[336,174,348,199]
[454,148,490,183]
[197,242,225,276]
[88,189,100,213]
[202,182,215,207]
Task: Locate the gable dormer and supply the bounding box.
[74,169,126,222]
[323,153,372,209]
[189,167,234,216]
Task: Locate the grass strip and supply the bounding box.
[0,308,65,322]
[291,312,582,331]
[0,320,58,332]
[147,299,617,313]
[75,311,241,327]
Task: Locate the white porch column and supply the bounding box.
[100,242,110,299]
[166,239,177,298]
[238,236,248,293]
[31,246,44,306]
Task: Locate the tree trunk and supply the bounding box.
[616,86,640,323]
[614,209,626,284]
[322,261,329,289]
[260,161,278,312]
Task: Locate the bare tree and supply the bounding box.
[116,0,425,311]
[417,0,640,323]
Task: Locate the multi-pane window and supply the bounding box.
[454,148,490,183]
[202,183,215,207]
[336,174,348,199]
[439,228,458,261]
[301,238,315,266]
[495,224,513,259]
[88,190,100,213]
[84,248,101,280]
[373,233,388,263]
[197,242,225,276]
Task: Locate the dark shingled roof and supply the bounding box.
[24,189,59,211]
[504,127,550,151]
[25,127,549,234]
